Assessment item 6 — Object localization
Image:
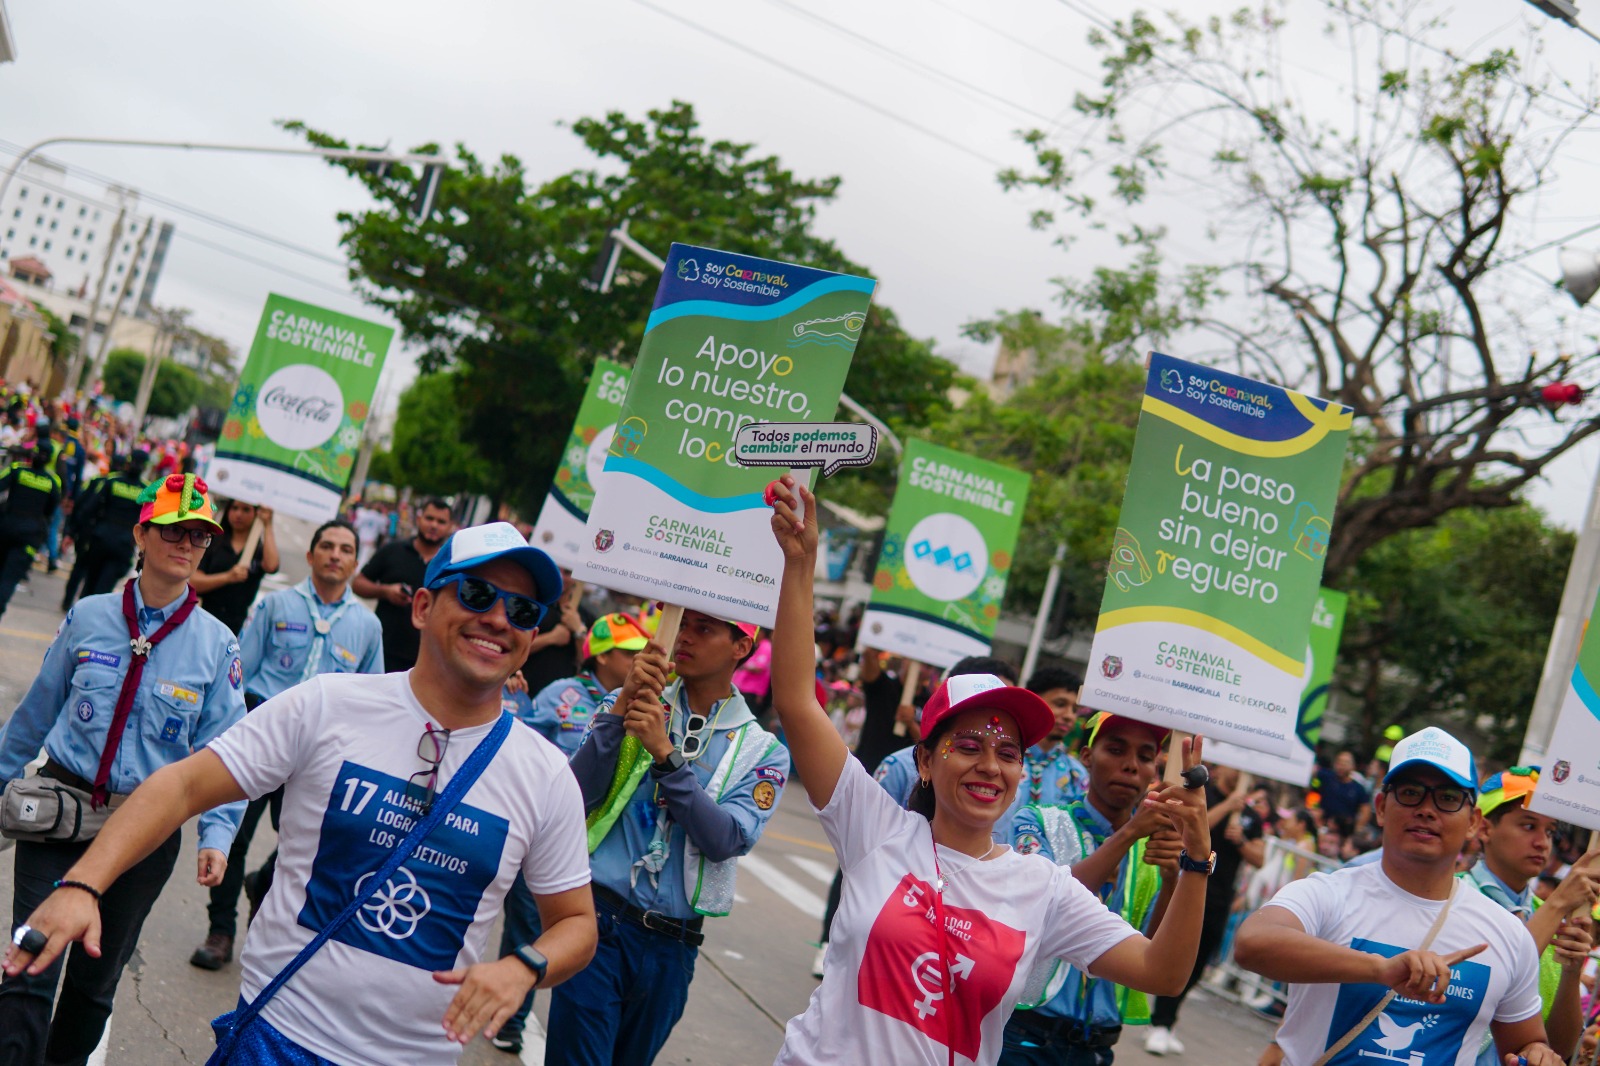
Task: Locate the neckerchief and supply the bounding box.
[93,581,199,806]
[1467,859,1534,919]
[1025,743,1084,805]
[292,580,355,683]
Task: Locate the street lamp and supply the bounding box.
[1523,0,1600,44]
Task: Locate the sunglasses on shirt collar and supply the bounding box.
[427,574,546,631]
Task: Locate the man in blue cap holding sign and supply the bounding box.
[1234,727,1560,1066]
[5,521,600,1065]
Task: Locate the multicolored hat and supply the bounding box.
[582,613,650,661]
[1477,766,1540,815]
[1083,710,1171,750]
[137,473,222,532]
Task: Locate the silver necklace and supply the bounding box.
[935,841,1002,893]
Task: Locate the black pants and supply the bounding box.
[61,544,131,609]
[0,830,182,1066]
[1149,898,1232,1028]
[205,788,283,938]
[0,535,40,619]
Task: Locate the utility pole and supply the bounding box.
[84,215,153,392]
[65,203,125,392]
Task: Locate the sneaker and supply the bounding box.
[811,944,827,979]
[1145,1026,1173,1056]
[490,1031,523,1055]
[189,932,233,970]
[1166,1030,1186,1055]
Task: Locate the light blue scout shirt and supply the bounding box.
[237,578,384,700]
[1000,742,1090,839]
[527,672,607,756]
[0,582,247,852]
[502,685,534,727]
[872,742,920,807]
[570,681,790,920]
[1010,800,1146,1029]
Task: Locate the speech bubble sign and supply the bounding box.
[734,422,879,477]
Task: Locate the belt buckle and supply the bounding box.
[640,910,675,937]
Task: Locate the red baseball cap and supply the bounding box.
[919,674,1054,750]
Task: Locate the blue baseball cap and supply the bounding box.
[423,522,563,607]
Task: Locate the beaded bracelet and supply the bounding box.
[53,879,103,901]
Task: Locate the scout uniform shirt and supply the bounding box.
[527,672,608,756]
[1000,742,1090,834]
[0,582,247,852]
[1464,861,1564,1066]
[571,680,790,920]
[237,578,385,701]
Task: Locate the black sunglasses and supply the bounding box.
[154,526,214,548]
[405,724,451,814]
[1384,780,1471,814]
[429,574,545,630]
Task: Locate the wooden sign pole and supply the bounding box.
[894,660,922,737]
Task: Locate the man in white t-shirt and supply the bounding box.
[1234,727,1558,1066]
[4,522,599,1065]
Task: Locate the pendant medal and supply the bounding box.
[130,634,153,657]
[314,619,332,635]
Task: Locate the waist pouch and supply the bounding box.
[0,770,122,842]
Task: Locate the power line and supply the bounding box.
[629,0,1010,170]
[925,0,1100,80]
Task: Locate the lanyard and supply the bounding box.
[93,581,199,806]
[292,582,353,682]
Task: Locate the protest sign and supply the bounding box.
[210,294,393,522]
[1206,588,1347,786]
[734,421,878,477]
[574,243,876,626]
[1081,352,1353,755]
[1530,591,1600,830]
[529,358,631,568]
[858,440,1031,669]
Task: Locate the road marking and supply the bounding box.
[723,949,745,960]
[0,626,53,643]
[763,829,833,854]
[786,854,836,885]
[739,852,825,920]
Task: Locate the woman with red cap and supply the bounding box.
[766,478,1215,1066]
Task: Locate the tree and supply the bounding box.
[284,102,957,517]
[36,306,77,369]
[1336,502,1573,763]
[385,370,497,499]
[997,0,1600,580]
[101,348,199,419]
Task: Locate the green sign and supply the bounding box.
[1082,352,1353,755]
[529,357,631,569]
[1530,591,1600,830]
[859,439,1032,669]
[1207,587,1347,785]
[575,243,875,627]
[210,293,393,522]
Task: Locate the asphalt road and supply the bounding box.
[0,564,1277,1066]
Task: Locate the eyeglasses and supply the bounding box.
[154,526,214,548]
[405,723,451,814]
[429,574,546,630]
[1385,781,1471,813]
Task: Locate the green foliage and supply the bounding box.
[1336,504,1573,764]
[386,371,497,499]
[100,349,200,418]
[285,102,955,517]
[36,307,77,365]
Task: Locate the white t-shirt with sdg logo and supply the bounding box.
[208,671,590,1066]
[1267,862,1541,1066]
[774,759,1139,1066]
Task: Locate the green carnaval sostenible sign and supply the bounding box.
[1530,588,1600,831]
[859,440,1032,669]
[211,294,393,522]
[1082,352,1353,756]
[529,358,631,570]
[575,244,876,627]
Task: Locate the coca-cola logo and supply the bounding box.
[255,364,344,451]
[260,387,337,424]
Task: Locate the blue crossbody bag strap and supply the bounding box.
[209,711,514,1063]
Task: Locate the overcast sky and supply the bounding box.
[6,0,1600,527]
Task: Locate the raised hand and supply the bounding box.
[768,477,817,560]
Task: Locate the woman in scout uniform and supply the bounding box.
[765,477,1214,1066]
[1465,767,1596,1066]
[0,472,247,1065]
[1001,711,1184,1065]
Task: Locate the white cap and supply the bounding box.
[1382,727,1477,791]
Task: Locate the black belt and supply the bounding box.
[1006,1011,1122,1048]
[41,758,96,793]
[592,883,705,947]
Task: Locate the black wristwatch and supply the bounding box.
[510,943,548,987]
[651,750,686,775]
[1177,849,1217,875]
